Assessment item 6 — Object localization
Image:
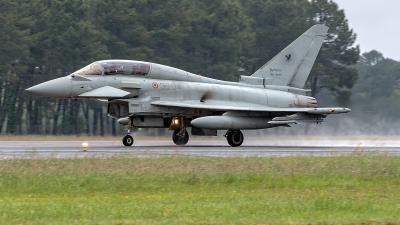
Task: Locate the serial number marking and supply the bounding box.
[160,83,177,90]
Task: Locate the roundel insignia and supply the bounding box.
[152,82,159,89]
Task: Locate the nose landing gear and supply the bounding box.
[225,130,244,147]
[122,118,134,146]
[122,134,134,146]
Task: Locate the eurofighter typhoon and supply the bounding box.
[26,25,350,147]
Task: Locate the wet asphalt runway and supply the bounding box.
[1,138,399,158]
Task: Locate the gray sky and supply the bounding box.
[333,0,399,61]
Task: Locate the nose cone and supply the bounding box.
[26,76,71,98]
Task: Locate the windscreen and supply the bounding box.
[74,63,102,75]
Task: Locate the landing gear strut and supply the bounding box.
[225,130,244,147]
[172,117,189,146]
[122,119,134,146]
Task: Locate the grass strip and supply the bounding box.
[0,155,399,224]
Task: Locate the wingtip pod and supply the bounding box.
[307,108,351,114]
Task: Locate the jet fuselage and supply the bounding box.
[26,25,350,147]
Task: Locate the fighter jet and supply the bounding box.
[26,24,350,147]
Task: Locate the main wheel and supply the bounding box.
[122,135,134,146]
[172,129,189,146]
[227,130,244,147]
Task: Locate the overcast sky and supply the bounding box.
[333,0,399,61]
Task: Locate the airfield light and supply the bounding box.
[82,142,89,151]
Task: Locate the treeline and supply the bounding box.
[298,48,400,136]
[344,50,400,135]
[0,0,359,135]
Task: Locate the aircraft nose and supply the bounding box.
[26,76,71,98]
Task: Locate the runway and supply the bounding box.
[1,138,400,158]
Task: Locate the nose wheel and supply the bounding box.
[225,130,244,147]
[122,135,134,146]
[122,123,134,146]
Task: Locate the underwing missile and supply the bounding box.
[307,108,351,114]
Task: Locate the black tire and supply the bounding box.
[122,135,134,146]
[227,130,244,147]
[172,129,189,145]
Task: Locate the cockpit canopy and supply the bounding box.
[74,63,102,75]
[74,60,151,76]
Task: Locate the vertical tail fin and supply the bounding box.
[251,24,328,88]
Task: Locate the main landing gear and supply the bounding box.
[172,128,189,145]
[171,117,189,146]
[225,130,244,147]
